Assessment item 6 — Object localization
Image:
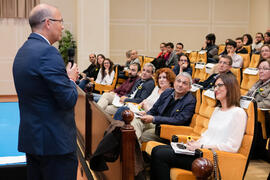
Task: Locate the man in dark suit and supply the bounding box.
[138,72,196,143]
[12,4,79,180]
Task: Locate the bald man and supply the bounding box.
[13,4,78,180]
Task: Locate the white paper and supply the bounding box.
[199,50,207,54]
[0,155,26,165]
[112,95,124,107]
[195,62,205,69]
[243,68,258,75]
[240,96,253,109]
[191,84,202,92]
[171,142,195,155]
[204,89,215,99]
[205,63,215,74]
[126,103,144,118]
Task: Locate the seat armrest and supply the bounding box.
[175,135,200,143]
[160,125,194,140]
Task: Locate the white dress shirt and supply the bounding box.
[199,106,247,153]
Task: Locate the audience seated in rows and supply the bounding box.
[150,73,247,180]
[236,37,248,54]
[78,53,105,90]
[97,62,140,113]
[243,33,253,46]
[172,54,192,76]
[201,33,218,63]
[246,59,270,109]
[198,55,232,89]
[252,32,264,54]
[98,63,155,115]
[113,68,176,142]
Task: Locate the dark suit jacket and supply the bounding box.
[199,71,233,90]
[124,78,155,104]
[148,88,196,125]
[13,33,78,155]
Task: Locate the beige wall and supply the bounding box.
[110,0,252,64]
[249,0,270,37]
[76,0,110,71]
[0,0,109,95]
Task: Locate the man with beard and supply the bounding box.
[201,33,218,63]
[97,62,140,111]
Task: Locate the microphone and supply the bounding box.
[67,48,75,66]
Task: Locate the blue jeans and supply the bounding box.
[92,93,102,102]
[113,106,130,120]
[78,79,89,90]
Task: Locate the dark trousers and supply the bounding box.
[26,151,78,180]
[150,145,196,180]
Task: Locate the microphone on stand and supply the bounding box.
[67,48,75,66]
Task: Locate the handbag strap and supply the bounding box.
[209,148,222,180]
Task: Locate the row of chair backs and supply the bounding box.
[190,90,215,137]
[218,45,252,55]
[240,72,259,95]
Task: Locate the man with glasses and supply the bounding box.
[138,72,196,143]
[199,55,233,90]
[13,4,78,180]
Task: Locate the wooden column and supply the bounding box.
[121,110,135,180]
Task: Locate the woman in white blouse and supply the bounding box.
[95,58,115,85]
[150,73,247,180]
[93,58,115,102]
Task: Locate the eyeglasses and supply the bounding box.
[214,83,225,89]
[258,67,270,71]
[41,18,64,24]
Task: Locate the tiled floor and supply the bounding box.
[245,160,270,180]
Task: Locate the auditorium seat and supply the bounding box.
[249,54,260,68]
[94,65,119,94]
[196,51,207,63]
[193,65,207,82]
[243,45,252,54]
[240,71,259,95]
[142,56,154,67]
[218,44,225,55]
[138,55,144,66]
[257,109,270,140]
[238,53,251,69]
[189,51,198,64]
[231,68,241,84]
